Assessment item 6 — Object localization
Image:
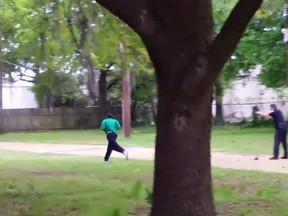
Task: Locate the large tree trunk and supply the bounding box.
[131,101,137,123]
[214,79,225,126]
[64,11,99,104]
[152,80,214,215]
[131,91,138,123]
[83,56,98,104]
[146,1,215,213]
[97,0,263,215]
[45,94,54,111]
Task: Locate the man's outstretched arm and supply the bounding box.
[255,111,271,119]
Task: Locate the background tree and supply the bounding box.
[212,0,283,125]
[1,0,153,120]
[257,3,285,88]
[31,72,86,108]
[0,0,82,109]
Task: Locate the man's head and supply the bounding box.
[270,104,277,111]
[107,113,113,118]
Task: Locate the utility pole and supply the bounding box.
[0,44,4,134]
[0,2,5,134]
[285,0,288,86]
[119,43,131,137]
[122,65,131,138]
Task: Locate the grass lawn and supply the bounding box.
[0,151,151,216]
[0,127,156,147]
[0,127,277,154]
[0,151,288,216]
[211,127,275,154]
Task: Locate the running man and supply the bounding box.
[256,104,287,160]
[100,113,128,162]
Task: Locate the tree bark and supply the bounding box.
[146,2,216,213]
[97,0,263,215]
[83,56,98,104]
[152,80,215,215]
[131,99,137,123]
[64,9,99,104]
[214,79,225,126]
[149,95,157,124]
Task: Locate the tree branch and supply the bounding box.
[1,59,38,71]
[78,15,89,50]
[107,78,121,90]
[97,0,147,34]
[19,77,36,83]
[62,1,80,49]
[205,0,263,84]
[19,72,36,79]
[101,63,115,72]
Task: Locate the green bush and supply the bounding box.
[241,118,274,128]
[105,208,122,216]
[126,180,143,199]
[145,188,153,205]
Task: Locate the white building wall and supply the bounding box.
[3,83,38,109]
[212,66,288,122]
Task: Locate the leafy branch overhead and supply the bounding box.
[1,0,153,108]
[98,0,263,91]
[214,0,284,88]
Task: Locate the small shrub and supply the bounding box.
[127,180,143,199]
[2,181,36,198]
[145,188,153,205]
[241,119,274,128]
[105,208,122,216]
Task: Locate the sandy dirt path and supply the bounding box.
[0,142,287,174]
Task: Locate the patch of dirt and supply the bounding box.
[129,205,150,216]
[1,169,76,177]
[111,174,120,180]
[2,201,31,216]
[2,201,80,216]
[132,201,285,216]
[46,206,80,216]
[28,170,75,176]
[214,178,258,194]
[217,200,281,216]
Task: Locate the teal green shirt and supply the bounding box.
[100,118,121,135]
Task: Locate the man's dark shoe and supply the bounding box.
[281,156,288,159]
[270,157,278,160]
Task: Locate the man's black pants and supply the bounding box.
[273,129,288,158]
[104,132,124,161]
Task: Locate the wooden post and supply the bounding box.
[122,66,131,137]
[285,0,288,86]
[286,45,288,86]
[0,45,4,134]
[119,43,131,137]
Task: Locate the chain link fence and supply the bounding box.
[212,101,288,123]
[134,101,288,126]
